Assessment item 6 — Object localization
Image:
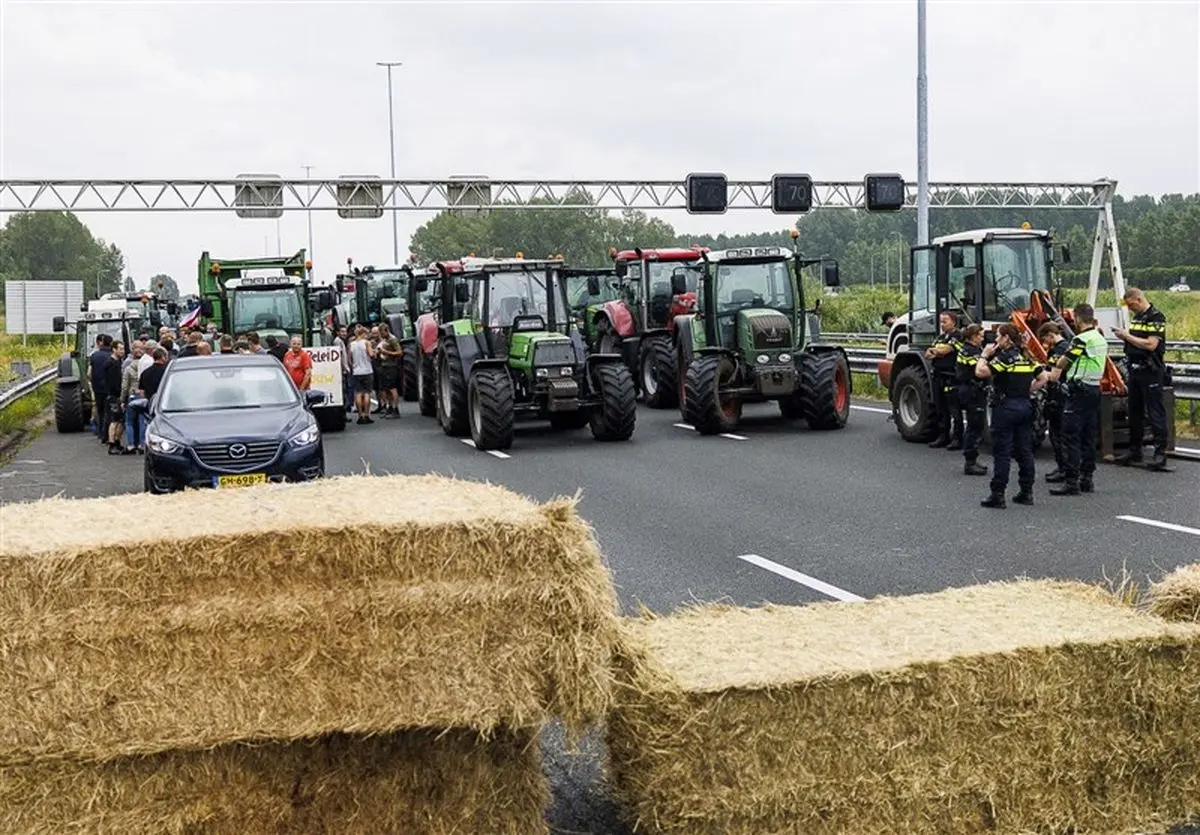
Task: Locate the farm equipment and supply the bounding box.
[674,237,850,435]
[87,291,179,333]
[411,260,471,415]
[51,308,140,432]
[581,246,709,408]
[433,256,637,450]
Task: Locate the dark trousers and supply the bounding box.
[989,398,1035,493]
[933,374,963,441]
[958,386,987,462]
[94,393,110,438]
[1045,393,1066,470]
[1127,366,1168,455]
[1061,383,1100,482]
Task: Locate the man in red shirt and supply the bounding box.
[283,335,313,390]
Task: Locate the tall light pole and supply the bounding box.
[377,60,402,265]
[891,231,905,289]
[916,0,929,246]
[302,164,316,277]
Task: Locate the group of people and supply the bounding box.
[922,287,1171,509]
[330,323,404,425]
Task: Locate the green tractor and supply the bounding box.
[675,242,851,435]
[51,309,140,433]
[433,257,638,450]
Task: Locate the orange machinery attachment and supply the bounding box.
[1010,290,1127,396]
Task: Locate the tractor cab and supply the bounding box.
[459,257,570,360]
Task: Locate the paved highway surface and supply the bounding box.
[3,401,1199,834]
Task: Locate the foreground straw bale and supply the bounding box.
[0,727,548,835]
[1148,563,1200,623]
[608,580,1200,834]
[0,474,619,762]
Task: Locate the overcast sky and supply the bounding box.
[1,0,1197,294]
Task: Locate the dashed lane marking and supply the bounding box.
[850,405,892,414]
[674,423,748,440]
[460,438,512,459]
[1116,515,1200,538]
[673,423,696,431]
[735,553,865,602]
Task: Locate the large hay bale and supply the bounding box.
[0,474,619,762]
[0,727,548,835]
[607,580,1200,834]
[1148,563,1200,623]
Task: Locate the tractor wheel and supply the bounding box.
[639,335,679,409]
[401,343,419,402]
[54,383,85,433]
[436,338,469,436]
[683,354,741,435]
[801,351,851,430]
[468,368,514,450]
[676,346,689,421]
[550,411,590,431]
[892,365,938,442]
[418,353,437,417]
[589,362,637,442]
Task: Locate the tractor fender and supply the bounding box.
[469,357,509,376]
[695,346,738,360]
[584,352,623,373]
[568,331,589,364]
[597,300,636,339]
[675,317,696,367]
[57,354,80,383]
[416,313,440,355]
[438,325,486,380]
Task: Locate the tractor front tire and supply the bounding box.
[401,343,419,402]
[640,335,678,409]
[468,368,514,450]
[683,354,741,435]
[418,353,437,417]
[54,383,85,433]
[437,338,469,436]
[892,365,938,442]
[589,362,637,442]
[801,351,851,430]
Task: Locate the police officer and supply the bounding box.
[925,311,963,449]
[1040,304,1108,495]
[1113,287,1169,470]
[955,324,989,476]
[1036,321,1071,482]
[975,324,1047,508]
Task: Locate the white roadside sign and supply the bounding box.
[304,345,344,408]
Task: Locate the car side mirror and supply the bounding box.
[53,316,65,333]
[1060,244,1071,265]
[200,300,214,317]
[822,261,840,287]
[304,390,327,407]
[586,276,601,296]
[454,283,470,304]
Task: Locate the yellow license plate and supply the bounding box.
[214,473,268,488]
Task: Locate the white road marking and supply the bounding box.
[735,554,865,602]
[1174,446,1200,455]
[673,422,696,431]
[1116,515,1200,538]
[460,438,512,459]
[850,405,892,414]
[674,423,747,440]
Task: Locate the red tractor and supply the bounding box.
[582,246,708,408]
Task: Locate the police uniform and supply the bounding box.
[1120,303,1169,466]
[929,330,963,448]
[980,346,1040,508]
[1049,325,1107,494]
[1042,338,1071,480]
[955,342,988,475]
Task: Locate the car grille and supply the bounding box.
[192,440,282,473]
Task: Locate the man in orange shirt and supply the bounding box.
[283,335,313,391]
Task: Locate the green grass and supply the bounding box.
[1058,289,1200,341]
[0,315,67,384]
[851,372,889,401]
[0,382,53,435]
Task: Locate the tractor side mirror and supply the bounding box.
[167,302,179,316]
[150,311,163,328]
[1060,244,1071,265]
[670,268,688,297]
[414,277,429,293]
[315,290,336,311]
[454,283,470,304]
[200,299,214,317]
[79,302,88,312]
[614,262,628,278]
[53,316,65,333]
[586,276,601,296]
[950,249,964,268]
[822,261,840,287]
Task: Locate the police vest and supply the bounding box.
[1066,328,1107,385]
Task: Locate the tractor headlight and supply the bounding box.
[535,368,549,378]
[757,354,769,365]
[560,365,574,377]
[779,353,791,363]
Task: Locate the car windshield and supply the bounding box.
[231,288,304,334]
[477,270,560,327]
[157,364,300,412]
[714,259,794,315]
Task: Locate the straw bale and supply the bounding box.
[1148,563,1200,623]
[0,474,619,761]
[607,580,1200,834]
[0,727,549,835]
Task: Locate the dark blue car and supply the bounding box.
[142,354,326,494]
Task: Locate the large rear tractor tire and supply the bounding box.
[468,368,514,450]
[801,351,851,430]
[892,365,938,442]
[401,343,419,402]
[436,339,469,437]
[639,335,679,409]
[418,353,437,417]
[54,383,86,433]
[589,362,637,442]
[683,354,741,435]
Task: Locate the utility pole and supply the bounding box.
[302,164,316,278]
[377,60,403,265]
[916,0,929,246]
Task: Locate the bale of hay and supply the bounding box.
[1148,563,1200,623]
[0,727,549,835]
[0,474,619,762]
[607,580,1200,834]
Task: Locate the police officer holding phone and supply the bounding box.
[1113,288,1169,470]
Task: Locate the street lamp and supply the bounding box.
[890,231,906,289]
[377,60,403,265]
[302,164,316,277]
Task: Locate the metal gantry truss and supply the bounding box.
[0,177,1118,213]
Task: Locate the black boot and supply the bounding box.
[1044,468,1066,483]
[964,460,988,476]
[929,435,950,449]
[1148,450,1169,471]
[1050,478,1080,496]
[1013,484,1034,505]
[981,490,1007,509]
[946,438,963,451]
[1113,450,1142,466]
[1079,478,1094,493]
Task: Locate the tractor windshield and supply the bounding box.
[714,259,795,315]
[416,278,441,314]
[477,270,560,328]
[979,238,1050,319]
[365,271,408,315]
[565,273,620,313]
[647,261,701,296]
[231,288,305,335]
[85,320,126,350]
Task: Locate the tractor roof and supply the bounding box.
[931,227,1050,246]
[612,247,708,263]
[459,256,564,274]
[223,275,304,290]
[704,245,792,263]
[79,309,140,322]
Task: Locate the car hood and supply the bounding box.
[152,405,310,444]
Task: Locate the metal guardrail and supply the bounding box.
[0,367,56,412]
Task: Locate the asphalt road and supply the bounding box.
[3,401,1199,833]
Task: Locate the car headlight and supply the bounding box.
[779,353,792,363]
[288,425,321,448]
[145,432,182,454]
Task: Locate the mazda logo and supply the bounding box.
[227,443,248,459]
